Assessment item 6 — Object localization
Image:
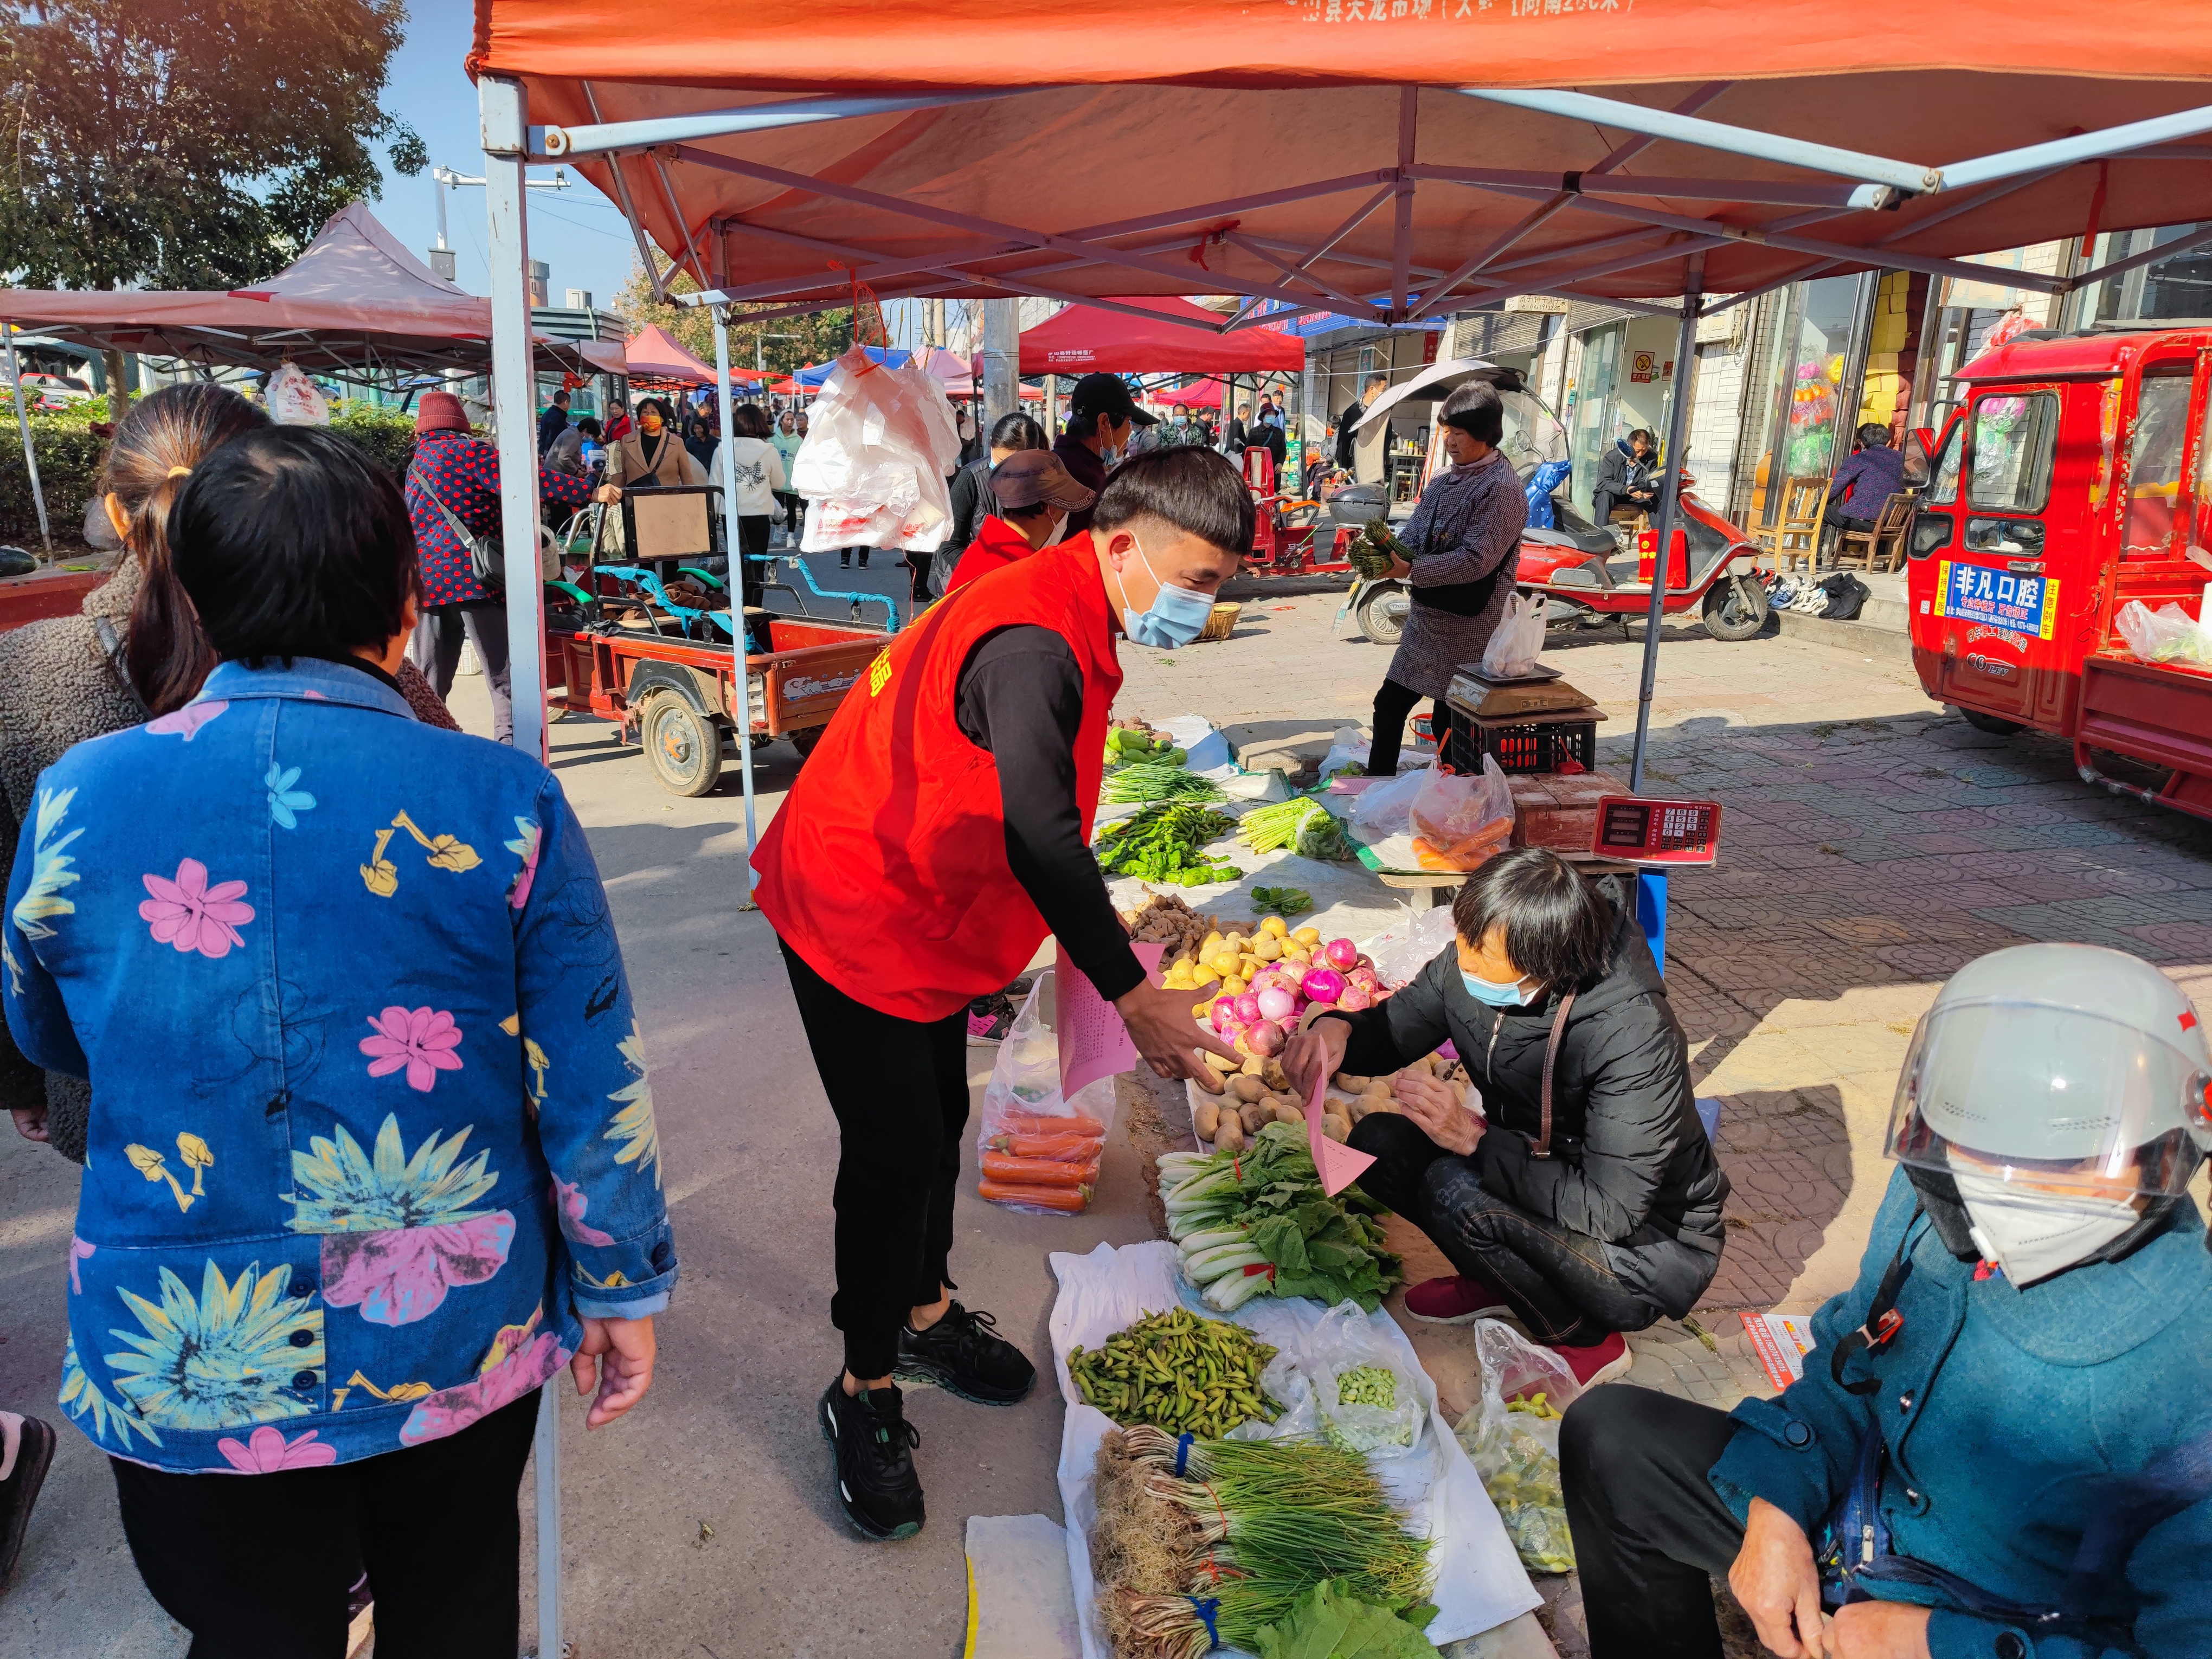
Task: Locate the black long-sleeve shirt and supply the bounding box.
[953,625,1145,1000]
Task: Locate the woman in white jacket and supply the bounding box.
[710,403,788,617]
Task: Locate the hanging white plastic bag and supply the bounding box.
[1407,754,1514,872]
[793,347,962,554]
[1348,767,1426,844]
[1455,1318,1581,1573]
[265,363,330,426]
[976,972,1115,1215]
[1480,590,1546,680]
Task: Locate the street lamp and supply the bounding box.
[429,164,570,281]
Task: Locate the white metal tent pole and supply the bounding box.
[484,77,553,766]
[3,324,52,557]
[1629,254,1705,794]
[711,304,760,907]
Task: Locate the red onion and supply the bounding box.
[1256,986,1295,1021]
[1302,967,1346,1003]
[1212,1007,1247,1038]
[1245,1019,1287,1058]
[1232,992,1262,1024]
[1323,938,1359,972]
[1348,968,1379,994]
[1355,954,1376,972]
[1337,985,1373,1012]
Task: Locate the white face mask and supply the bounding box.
[1041,512,1069,548]
[1949,1165,2139,1288]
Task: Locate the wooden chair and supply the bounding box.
[1834,492,1917,574]
[1754,478,1827,573]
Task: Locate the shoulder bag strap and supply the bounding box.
[1532,988,1577,1159]
[1827,1201,1925,1396]
[408,460,485,553]
[92,615,149,721]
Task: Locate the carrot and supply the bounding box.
[981,1151,1101,1187]
[989,1133,1105,1161]
[979,1177,1093,1212]
[995,1109,1106,1139]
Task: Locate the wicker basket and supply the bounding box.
[1198,602,1242,642]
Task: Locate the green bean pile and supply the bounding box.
[1068,1307,1282,1438]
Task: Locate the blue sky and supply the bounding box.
[370,5,640,306]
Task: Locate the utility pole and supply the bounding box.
[982,299,1019,433]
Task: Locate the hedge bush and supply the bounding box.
[0,406,420,548]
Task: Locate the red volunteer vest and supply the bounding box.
[946,515,1037,594]
[753,535,1124,1021]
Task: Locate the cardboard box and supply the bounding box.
[1509,767,1631,851]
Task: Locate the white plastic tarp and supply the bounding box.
[1048,1239,1540,1658]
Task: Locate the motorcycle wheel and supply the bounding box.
[1355,581,1411,646]
[1701,573,1771,642]
[1957,707,2024,736]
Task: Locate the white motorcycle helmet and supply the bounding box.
[1886,943,2212,1283]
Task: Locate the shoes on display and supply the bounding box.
[817,1376,924,1541]
[1547,1329,1634,1390]
[1401,1274,1517,1325]
[893,1301,1037,1405]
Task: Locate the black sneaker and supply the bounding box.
[893,1301,1036,1405]
[817,1377,924,1541]
[0,1416,55,1591]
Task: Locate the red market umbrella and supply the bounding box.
[1019,297,1302,376]
[623,322,723,385]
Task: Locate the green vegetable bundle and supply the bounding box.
[1251,884,1313,916]
[1105,725,1185,768]
[1068,1307,1281,1439]
[1240,798,1354,862]
[1102,762,1224,805]
[1097,1427,1434,1659]
[1348,518,1412,580]
[1159,1125,1403,1313]
[1095,801,1240,885]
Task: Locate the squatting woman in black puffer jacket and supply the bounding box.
[1283,848,1728,1388]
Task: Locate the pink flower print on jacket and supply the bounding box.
[139,859,254,958]
[69,1234,94,1294]
[550,1176,615,1248]
[360,1006,465,1092]
[216,1425,338,1473]
[145,700,227,740]
[398,1311,568,1448]
[321,1211,516,1327]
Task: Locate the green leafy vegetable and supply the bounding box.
[1251,884,1313,915]
[1254,1577,1444,1659]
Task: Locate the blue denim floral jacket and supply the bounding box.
[5,659,677,1473]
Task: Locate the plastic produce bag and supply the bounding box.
[265,363,330,426]
[1362,905,1460,989]
[793,346,962,554]
[976,972,1114,1214]
[2115,599,2212,666]
[1319,725,1370,783]
[1225,1302,1425,1458]
[1480,591,1546,680]
[1409,755,1514,872]
[1455,1319,1580,1574]
[1349,768,1427,844]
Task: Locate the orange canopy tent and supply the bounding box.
[623,321,733,385]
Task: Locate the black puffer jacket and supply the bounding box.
[1329,879,1728,1316]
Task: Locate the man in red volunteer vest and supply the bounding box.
[753,447,1249,1541]
[944,448,1094,594]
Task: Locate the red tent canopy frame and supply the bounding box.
[461,0,2212,906]
[625,321,740,385]
[1020,297,1302,375]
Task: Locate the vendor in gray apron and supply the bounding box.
[1363,381,1527,777]
[1556,942,2212,1659]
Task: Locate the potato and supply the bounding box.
[1406,1054,1438,1076]
[1192,964,1220,986]
[1213,1115,1245,1153]
[1207,951,1240,978]
[1241,1056,1265,1077]
[1228,1074,1266,1103]
[1273,1103,1306,1128]
[1199,931,1226,960]
[1322,1113,1352,1143]
[1193,1099,1221,1141]
[1261,1058,1289,1091]
[1260,916,1289,939]
[1253,933,1283,962]
[1203,1049,1239,1074]
[1238,1101,1271,1135]
[1220,974,1247,998]
[1334,1072,1371,1093]
[1192,1000,1214,1020]
[1291,927,1322,947]
[1343,1096,1371,1124]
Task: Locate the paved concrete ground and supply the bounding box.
[9,588,2212,1656]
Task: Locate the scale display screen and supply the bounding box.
[1593,796,1722,865]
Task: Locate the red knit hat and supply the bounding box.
[415,391,470,434]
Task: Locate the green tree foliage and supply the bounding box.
[613,250,855,381]
[0,1,424,293]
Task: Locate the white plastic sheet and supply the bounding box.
[1049,1239,1540,1659]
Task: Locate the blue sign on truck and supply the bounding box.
[1932,561,2059,640]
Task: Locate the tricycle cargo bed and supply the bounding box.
[550,614,882,736]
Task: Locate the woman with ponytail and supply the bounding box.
[0,386,456,1162]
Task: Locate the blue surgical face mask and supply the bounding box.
[1461,969,1533,1007]
[1174,415,1189,427]
[1117,533,1215,650]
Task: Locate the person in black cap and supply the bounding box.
[1053,372,1156,535]
[944,451,1097,594]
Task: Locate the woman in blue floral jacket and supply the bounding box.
[4,426,676,1651]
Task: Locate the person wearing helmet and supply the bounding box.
[1557,943,2212,1659]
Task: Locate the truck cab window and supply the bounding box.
[2122,371,2192,560]
[1926,421,1962,506]
[1967,392,2059,515]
